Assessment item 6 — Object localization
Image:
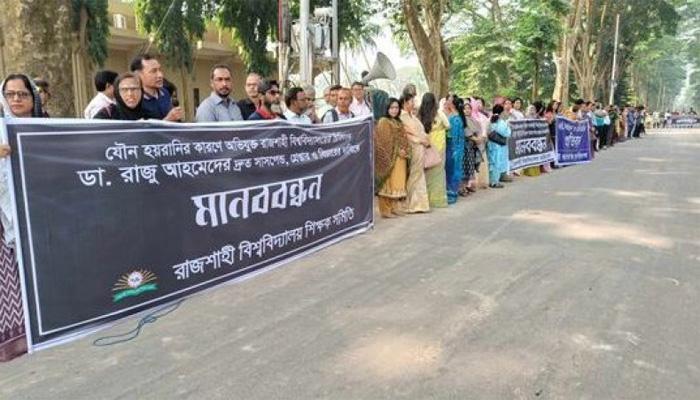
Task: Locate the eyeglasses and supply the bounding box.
[119,87,142,94]
[3,90,31,100]
[267,90,280,95]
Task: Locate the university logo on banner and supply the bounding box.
[555,116,591,166]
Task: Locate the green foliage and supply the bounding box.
[449,19,517,100]
[135,0,210,72]
[628,36,686,110]
[512,0,563,99]
[216,1,277,76]
[71,0,110,66]
[133,0,377,76]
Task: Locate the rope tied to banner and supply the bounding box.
[93,299,185,347]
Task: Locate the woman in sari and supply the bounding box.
[444,94,465,204]
[487,104,512,188]
[471,97,491,189]
[419,92,449,208]
[399,93,430,213]
[0,73,43,361]
[375,98,410,218]
[460,101,482,195]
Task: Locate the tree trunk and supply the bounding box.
[0,0,75,117]
[72,5,94,117]
[553,0,583,107]
[532,50,540,102]
[402,0,450,97]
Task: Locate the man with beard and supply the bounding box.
[237,72,261,120]
[248,79,283,120]
[195,64,243,122]
[283,87,312,124]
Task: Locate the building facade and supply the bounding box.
[83,0,248,120]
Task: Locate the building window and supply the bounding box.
[194,88,200,107]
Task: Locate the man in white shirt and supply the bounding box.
[283,87,312,124]
[84,70,118,118]
[322,88,354,123]
[350,81,372,117]
[317,84,341,120]
[511,97,525,120]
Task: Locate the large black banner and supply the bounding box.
[2,117,374,350]
[507,119,555,170]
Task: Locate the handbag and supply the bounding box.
[488,130,508,146]
[423,146,441,169]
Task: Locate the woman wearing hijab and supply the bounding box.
[419,92,449,208]
[444,94,465,204]
[0,73,43,361]
[375,98,410,218]
[487,104,511,188]
[94,72,150,120]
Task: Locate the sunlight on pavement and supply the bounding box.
[637,157,668,163]
[593,189,665,199]
[336,333,442,380]
[511,210,674,250]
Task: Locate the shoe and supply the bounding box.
[489,183,505,189]
[499,175,513,183]
[467,186,477,193]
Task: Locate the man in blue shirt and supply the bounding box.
[129,54,183,121]
[195,64,243,122]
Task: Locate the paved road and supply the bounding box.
[2,130,700,400]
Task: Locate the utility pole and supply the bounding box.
[609,13,620,105]
[299,0,311,85]
[278,0,288,89]
[331,0,339,85]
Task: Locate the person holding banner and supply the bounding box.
[94,73,150,121]
[375,98,409,218]
[487,104,511,189]
[0,73,45,360]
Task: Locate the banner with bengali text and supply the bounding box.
[668,116,699,128]
[507,119,555,170]
[2,117,374,350]
[555,116,592,166]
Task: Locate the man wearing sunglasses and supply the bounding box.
[248,79,284,120]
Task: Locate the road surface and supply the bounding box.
[2,130,700,399]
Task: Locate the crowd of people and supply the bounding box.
[0,52,659,361]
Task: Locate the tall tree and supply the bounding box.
[552,0,581,105]
[567,0,680,102]
[513,0,564,101]
[72,0,110,113]
[383,0,455,96]
[0,0,76,117]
